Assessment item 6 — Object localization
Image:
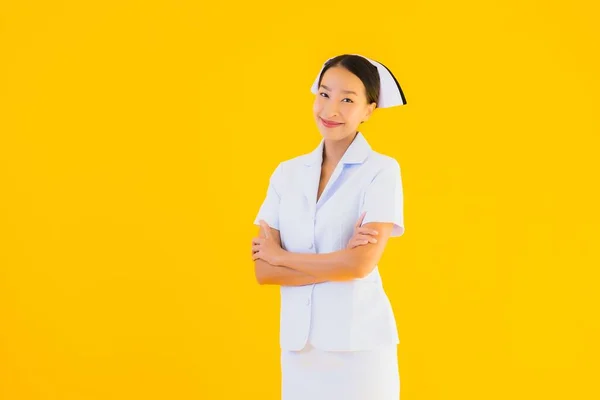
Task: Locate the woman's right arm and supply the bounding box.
[255,259,328,286]
[254,227,328,286]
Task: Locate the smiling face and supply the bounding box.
[313,66,377,141]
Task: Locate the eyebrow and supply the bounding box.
[320,84,358,96]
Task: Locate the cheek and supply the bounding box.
[343,107,362,123]
[312,99,323,115]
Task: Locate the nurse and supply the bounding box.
[251,54,407,400]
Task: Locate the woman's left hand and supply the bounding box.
[252,220,286,266]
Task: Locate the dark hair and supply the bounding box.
[316,54,380,106]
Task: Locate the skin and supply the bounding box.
[252,65,395,285]
[252,212,380,286]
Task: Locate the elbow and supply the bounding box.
[255,269,267,285]
[255,274,266,285]
[349,254,377,279]
[254,261,270,285]
[354,263,375,279]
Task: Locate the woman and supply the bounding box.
[251,54,407,400]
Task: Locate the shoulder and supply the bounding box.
[267,152,312,185]
[365,149,402,176]
[278,152,311,172]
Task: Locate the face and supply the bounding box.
[313,66,376,141]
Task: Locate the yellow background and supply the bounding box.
[1,1,598,399]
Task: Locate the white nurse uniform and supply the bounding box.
[253,131,405,400]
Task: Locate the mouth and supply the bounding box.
[319,117,344,128]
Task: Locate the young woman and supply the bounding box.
[251,54,407,400]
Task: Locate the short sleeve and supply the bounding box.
[360,159,405,237]
[253,162,284,230]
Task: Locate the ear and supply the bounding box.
[362,102,377,123]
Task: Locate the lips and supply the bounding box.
[320,117,344,128]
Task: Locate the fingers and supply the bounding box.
[355,211,366,228]
[357,227,378,236]
[355,233,378,244]
[251,238,263,258]
[348,232,379,249]
[252,238,264,250]
[349,239,369,248]
[259,220,271,239]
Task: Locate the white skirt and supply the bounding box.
[281,343,400,400]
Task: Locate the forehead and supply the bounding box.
[320,66,365,93]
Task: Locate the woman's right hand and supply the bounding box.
[346,212,379,249]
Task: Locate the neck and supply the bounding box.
[322,132,358,166]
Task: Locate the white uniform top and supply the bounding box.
[254,132,405,351]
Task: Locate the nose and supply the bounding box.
[323,101,340,118]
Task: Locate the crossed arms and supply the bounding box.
[251,213,395,286]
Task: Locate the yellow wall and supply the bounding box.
[1,1,598,399]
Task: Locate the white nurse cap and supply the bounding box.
[310,54,407,108]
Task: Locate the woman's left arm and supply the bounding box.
[252,220,395,281]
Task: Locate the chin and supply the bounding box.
[316,123,347,141]
[317,129,344,141]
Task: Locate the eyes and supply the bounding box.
[319,92,354,103]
